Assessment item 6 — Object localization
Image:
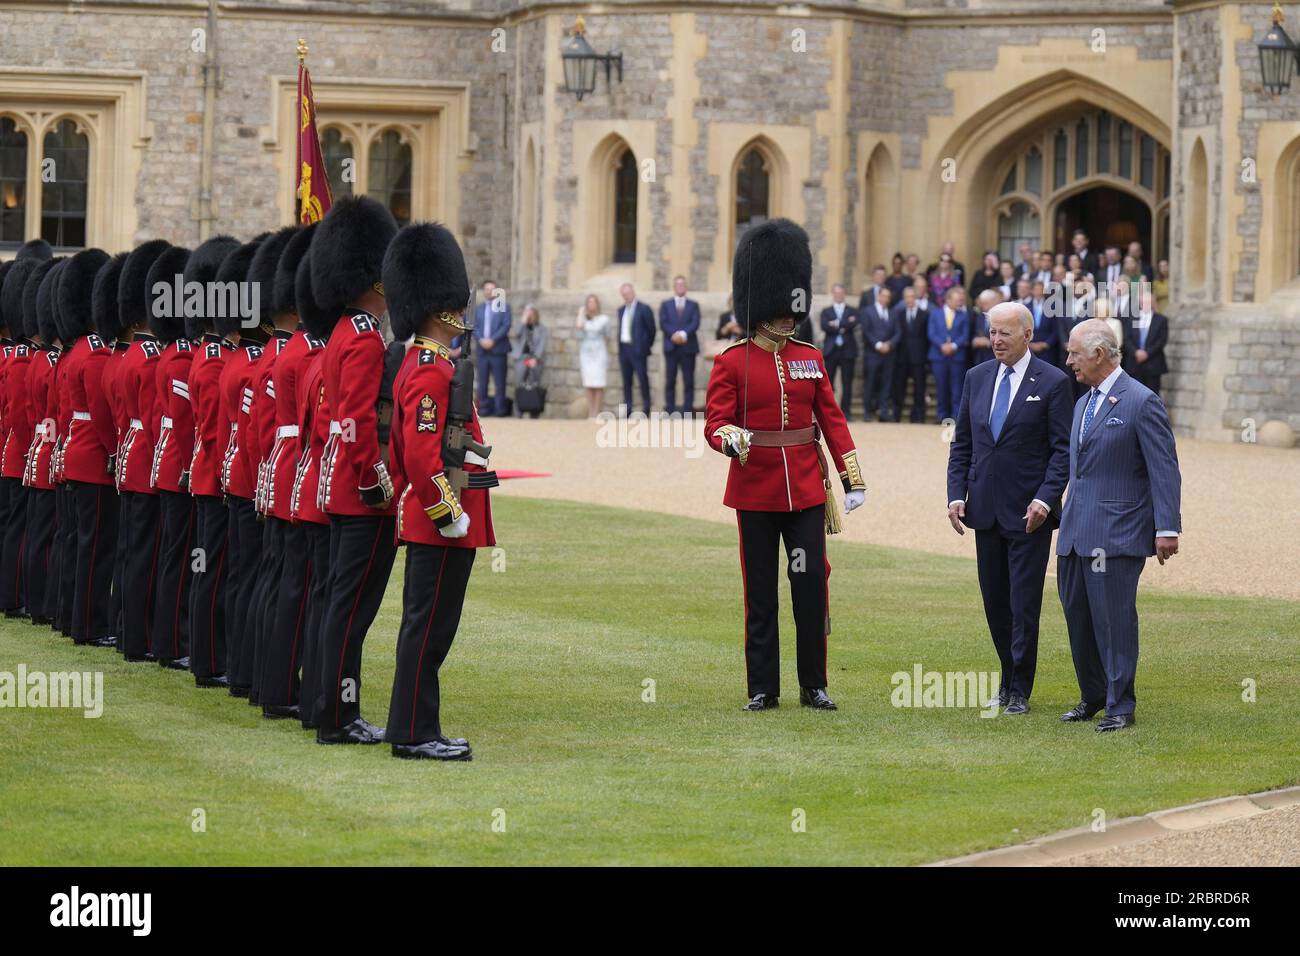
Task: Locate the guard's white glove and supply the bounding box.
[843,490,865,514]
[439,512,471,539]
[722,428,752,459]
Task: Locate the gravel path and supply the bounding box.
[487,417,1298,601]
[1052,805,1300,867]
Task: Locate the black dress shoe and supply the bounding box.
[799,687,837,710]
[228,684,251,699]
[1004,694,1029,715]
[158,656,190,671]
[1060,701,1105,722]
[4,606,30,619]
[262,703,300,720]
[1096,713,1135,733]
[123,653,150,663]
[435,733,470,748]
[743,693,779,711]
[392,739,472,761]
[316,718,386,745]
[301,718,318,731]
[195,673,230,688]
[88,635,118,648]
[30,614,52,626]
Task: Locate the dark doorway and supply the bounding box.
[1053,187,1151,260]
[613,149,638,264]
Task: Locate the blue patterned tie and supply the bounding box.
[1080,388,1100,442]
[990,366,1013,440]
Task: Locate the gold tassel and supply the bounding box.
[824,479,843,535]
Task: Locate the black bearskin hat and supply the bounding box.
[22,258,60,341]
[1,259,38,335]
[182,235,240,340]
[56,248,110,342]
[310,196,397,323]
[248,225,298,325]
[146,245,192,342]
[731,218,812,335]
[296,250,333,340]
[16,238,53,261]
[37,260,66,344]
[118,239,171,333]
[212,238,263,339]
[274,223,316,317]
[91,251,130,341]
[382,223,470,343]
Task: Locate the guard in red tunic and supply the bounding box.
[381,222,495,760]
[259,226,328,722]
[58,248,118,647]
[214,238,267,698]
[50,257,81,638]
[705,219,867,712]
[113,240,170,662]
[309,196,400,745]
[97,256,135,650]
[146,244,196,669]
[24,260,65,628]
[184,235,241,687]
[0,250,51,618]
[288,250,332,731]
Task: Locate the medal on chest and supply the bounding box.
[784,358,822,380]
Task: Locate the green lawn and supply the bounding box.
[1,496,1296,866]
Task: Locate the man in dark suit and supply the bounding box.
[968,288,1000,367]
[1071,229,1099,277]
[1025,280,1059,368]
[1127,241,1155,282]
[1098,246,1124,292]
[861,286,899,421]
[475,279,512,416]
[616,282,656,414]
[1123,288,1169,395]
[659,275,700,414]
[946,302,1072,714]
[891,283,930,422]
[819,283,859,414]
[1057,319,1181,732]
[927,284,970,422]
[857,265,888,315]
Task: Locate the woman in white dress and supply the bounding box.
[576,294,610,418]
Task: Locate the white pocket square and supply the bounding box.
[1024,395,1041,402]
[1104,417,1124,426]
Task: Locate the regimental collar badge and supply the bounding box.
[786,359,822,380]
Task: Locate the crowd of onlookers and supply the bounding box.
[462,229,1172,420]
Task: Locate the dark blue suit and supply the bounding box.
[659,297,701,413]
[861,301,902,420]
[616,300,656,413]
[1056,371,1182,716]
[1026,298,1059,367]
[475,301,512,416]
[927,305,969,421]
[819,303,859,413]
[947,354,1072,699]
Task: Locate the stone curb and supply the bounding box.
[928,784,1300,866]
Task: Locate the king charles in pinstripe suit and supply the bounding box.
[1057,319,1182,732]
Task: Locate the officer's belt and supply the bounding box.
[465,450,489,468]
[748,426,817,447]
[276,425,299,439]
[463,471,499,489]
[72,410,91,421]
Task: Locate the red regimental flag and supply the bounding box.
[296,60,332,224]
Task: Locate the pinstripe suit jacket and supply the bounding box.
[1056,370,1182,558]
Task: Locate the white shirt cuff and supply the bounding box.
[1156,531,1179,538]
[1031,498,1050,513]
[948,500,963,510]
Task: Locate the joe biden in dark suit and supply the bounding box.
[946,302,1072,715]
[1057,319,1182,732]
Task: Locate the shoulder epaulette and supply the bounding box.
[176,339,193,353]
[141,341,161,359]
[719,338,749,355]
[15,344,29,358]
[247,345,263,361]
[350,314,380,335]
[418,348,440,366]
[205,342,222,359]
[46,351,59,368]
[86,334,108,351]
[2,346,11,359]
[305,334,326,350]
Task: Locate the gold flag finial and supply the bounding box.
[573,15,586,36]
[297,38,309,63]
[1274,3,1284,25]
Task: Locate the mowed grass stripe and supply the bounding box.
[1,496,1296,865]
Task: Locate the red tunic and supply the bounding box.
[23,346,60,490]
[51,346,72,485]
[61,334,117,487]
[1,343,35,479]
[267,330,325,522]
[704,338,860,512]
[102,342,132,487]
[391,341,495,549]
[116,333,164,494]
[187,335,233,498]
[218,342,262,500]
[290,352,329,526]
[247,331,292,514]
[151,339,195,493]
[318,311,395,517]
